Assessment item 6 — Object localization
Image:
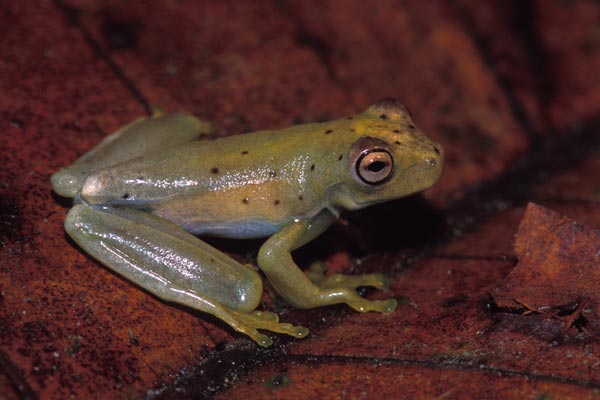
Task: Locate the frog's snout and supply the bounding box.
[426,142,443,166]
[422,141,444,184]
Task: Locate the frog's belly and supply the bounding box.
[148,190,293,239]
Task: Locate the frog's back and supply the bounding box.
[78,117,356,237]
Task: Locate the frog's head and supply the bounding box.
[330,98,444,210]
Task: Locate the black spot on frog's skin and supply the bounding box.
[211,167,219,174]
[350,129,355,132]
[210,257,215,263]
[338,154,343,161]
[122,193,130,199]
[241,150,249,155]
[242,198,249,204]
[310,164,315,171]
[298,195,304,201]
[393,129,401,134]
[347,116,353,120]
[379,114,387,119]
[395,140,401,145]
[408,124,416,130]
[324,129,333,134]
[274,200,280,205]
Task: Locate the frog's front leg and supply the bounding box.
[65,205,308,347]
[257,215,398,313]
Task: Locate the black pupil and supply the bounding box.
[367,160,387,173]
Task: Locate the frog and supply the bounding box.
[51,98,444,347]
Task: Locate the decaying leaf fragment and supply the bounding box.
[491,203,600,338]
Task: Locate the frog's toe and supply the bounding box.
[317,272,391,291]
[256,334,274,348]
[381,298,398,314]
[348,297,398,314]
[227,319,275,347]
[276,323,309,338]
[251,310,279,323]
[249,330,274,348]
[230,310,309,345]
[253,318,309,339]
[307,262,392,291]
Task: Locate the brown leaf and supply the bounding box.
[492,203,600,337]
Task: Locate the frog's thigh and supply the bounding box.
[65,205,307,346]
[258,220,397,314]
[52,113,214,198]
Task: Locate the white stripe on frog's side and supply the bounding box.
[182,219,282,239]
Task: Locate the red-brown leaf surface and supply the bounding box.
[2,1,600,399]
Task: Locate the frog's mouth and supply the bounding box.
[348,161,443,209]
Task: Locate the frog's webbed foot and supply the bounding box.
[307,261,391,291]
[227,310,308,347]
[306,262,397,313]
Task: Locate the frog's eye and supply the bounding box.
[349,137,395,186]
[355,149,394,185]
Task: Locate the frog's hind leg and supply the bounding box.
[64,204,307,347]
[52,113,215,198]
[306,262,391,291]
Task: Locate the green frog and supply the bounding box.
[51,98,443,347]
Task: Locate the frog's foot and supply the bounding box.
[258,219,398,317]
[323,292,398,314]
[303,263,397,314]
[307,262,391,291]
[226,310,309,347]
